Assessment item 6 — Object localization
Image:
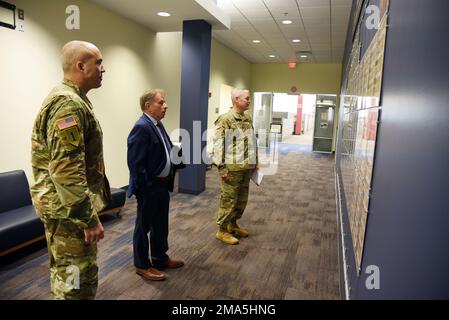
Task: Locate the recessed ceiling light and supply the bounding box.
[157,12,171,17]
[300,55,308,58]
[252,40,261,43]
[292,39,301,43]
[269,55,276,58]
[282,20,293,25]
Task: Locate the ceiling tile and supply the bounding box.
[216,0,351,63]
[332,0,353,7]
[300,6,330,20]
[239,9,273,19]
[231,20,252,28]
[332,23,349,33]
[314,55,332,63]
[332,5,352,17]
[292,43,312,51]
[311,44,331,51]
[268,7,301,19]
[231,0,264,10]
[297,0,330,7]
[266,38,292,45]
[262,0,297,8]
[250,20,279,31]
[302,18,330,26]
[258,30,286,37]
[309,35,332,44]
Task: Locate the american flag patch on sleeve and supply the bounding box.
[56,116,78,130]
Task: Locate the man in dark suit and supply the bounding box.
[127,89,184,281]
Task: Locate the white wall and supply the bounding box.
[302,94,317,133]
[148,32,183,136]
[272,93,298,113]
[219,84,233,116]
[0,0,163,187]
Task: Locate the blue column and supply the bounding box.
[178,20,211,195]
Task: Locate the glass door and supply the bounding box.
[253,92,273,148]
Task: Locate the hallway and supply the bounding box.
[282,130,314,146]
[0,148,339,300]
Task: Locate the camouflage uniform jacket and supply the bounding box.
[30,79,111,229]
[213,109,258,175]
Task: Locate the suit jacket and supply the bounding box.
[127,114,175,197]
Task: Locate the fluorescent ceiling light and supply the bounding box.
[157,12,171,17]
[292,39,301,43]
[252,40,261,43]
[269,55,276,58]
[300,55,307,58]
[282,20,293,25]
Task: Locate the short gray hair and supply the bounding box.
[140,89,165,111]
[231,88,250,102]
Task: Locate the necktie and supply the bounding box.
[157,121,173,176]
[156,121,172,154]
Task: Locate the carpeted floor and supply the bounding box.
[0,145,340,300]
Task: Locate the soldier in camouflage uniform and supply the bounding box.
[30,41,111,299]
[213,89,258,245]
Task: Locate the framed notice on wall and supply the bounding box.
[0,0,16,30]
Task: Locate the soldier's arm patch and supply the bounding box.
[55,115,81,148]
[56,116,78,130]
[60,127,81,147]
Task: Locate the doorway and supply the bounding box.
[253,92,318,151]
[282,94,316,147]
[253,92,338,155]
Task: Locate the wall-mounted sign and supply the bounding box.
[0,0,16,30]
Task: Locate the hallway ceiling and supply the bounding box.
[90,0,231,30]
[91,0,352,64]
[215,0,352,64]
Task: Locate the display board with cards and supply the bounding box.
[339,0,389,273]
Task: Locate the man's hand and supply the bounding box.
[221,173,229,182]
[84,222,105,244]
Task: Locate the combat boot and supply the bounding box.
[227,222,249,238]
[216,228,239,245]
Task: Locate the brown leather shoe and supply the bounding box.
[135,267,166,281]
[154,258,185,269]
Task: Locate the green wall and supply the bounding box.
[252,63,342,94]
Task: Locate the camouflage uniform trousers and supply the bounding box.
[44,219,98,300]
[216,170,252,228]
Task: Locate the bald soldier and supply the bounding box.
[30,41,111,299]
[213,89,258,245]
